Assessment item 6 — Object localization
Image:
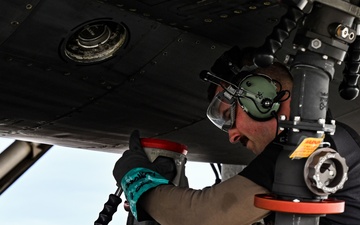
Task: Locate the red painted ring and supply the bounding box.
[141,138,188,155]
[254,194,345,214]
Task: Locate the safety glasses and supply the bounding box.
[206,86,237,132]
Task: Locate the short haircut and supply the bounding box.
[206,46,293,101]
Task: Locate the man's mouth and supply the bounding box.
[239,136,249,147]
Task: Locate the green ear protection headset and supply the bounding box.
[201,55,290,132]
[202,69,288,132]
[236,73,281,121]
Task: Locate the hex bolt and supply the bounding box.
[335,25,349,39]
[311,39,322,49]
[341,27,349,38]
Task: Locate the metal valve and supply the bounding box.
[304,148,348,197]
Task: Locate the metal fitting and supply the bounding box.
[334,24,356,42]
[293,116,301,125]
[337,25,349,39]
[318,118,326,126]
[311,39,322,49]
[279,115,287,121]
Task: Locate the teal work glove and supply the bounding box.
[113,130,176,220]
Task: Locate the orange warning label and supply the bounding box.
[289,136,324,159]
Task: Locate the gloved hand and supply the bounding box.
[113,130,176,220]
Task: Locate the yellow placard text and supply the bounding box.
[289,136,324,159]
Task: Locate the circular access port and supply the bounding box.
[64,21,127,63]
[304,147,348,196]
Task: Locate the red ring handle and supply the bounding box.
[141,138,188,155]
[254,194,345,214]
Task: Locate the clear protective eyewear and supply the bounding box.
[203,69,284,132]
[207,86,238,132]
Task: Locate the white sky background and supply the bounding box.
[0,138,216,225]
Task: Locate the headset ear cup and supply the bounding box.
[238,75,280,120]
